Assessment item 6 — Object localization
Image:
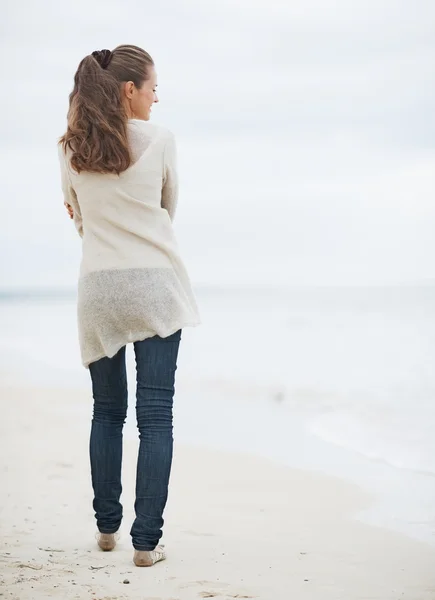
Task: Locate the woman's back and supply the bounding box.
[60,120,178,271]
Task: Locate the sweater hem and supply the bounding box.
[82,319,201,369]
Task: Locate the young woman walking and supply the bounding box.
[58,45,200,567]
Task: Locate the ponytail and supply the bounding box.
[59,45,154,175]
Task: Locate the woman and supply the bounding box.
[58,45,201,567]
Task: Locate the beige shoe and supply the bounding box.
[133,545,166,567]
[97,532,117,551]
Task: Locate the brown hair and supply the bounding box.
[59,45,154,175]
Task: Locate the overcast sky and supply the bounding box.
[1,0,434,289]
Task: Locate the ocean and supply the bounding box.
[1,283,435,546]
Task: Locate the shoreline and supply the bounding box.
[1,385,435,599]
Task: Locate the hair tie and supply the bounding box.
[92,49,113,69]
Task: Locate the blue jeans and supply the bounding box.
[88,329,182,551]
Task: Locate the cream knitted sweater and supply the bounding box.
[58,119,201,367]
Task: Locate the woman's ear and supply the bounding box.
[123,81,135,100]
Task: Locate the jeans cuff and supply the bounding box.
[133,543,158,551]
[98,527,120,534]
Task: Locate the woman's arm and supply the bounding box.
[161,132,179,221]
[58,145,83,237]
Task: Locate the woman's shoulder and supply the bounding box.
[127,119,174,144]
[57,141,72,171]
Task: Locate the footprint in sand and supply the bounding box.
[182,579,255,599]
[183,530,215,537]
[198,588,256,598]
[199,594,255,599]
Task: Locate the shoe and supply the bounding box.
[96,532,117,551]
[133,545,166,567]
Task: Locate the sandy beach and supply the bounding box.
[1,385,435,600]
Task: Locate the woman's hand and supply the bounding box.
[64,201,74,219]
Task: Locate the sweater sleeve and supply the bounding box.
[161,132,178,221]
[58,145,83,238]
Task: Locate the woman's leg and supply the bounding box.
[130,330,182,551]
[89,346,128,534]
